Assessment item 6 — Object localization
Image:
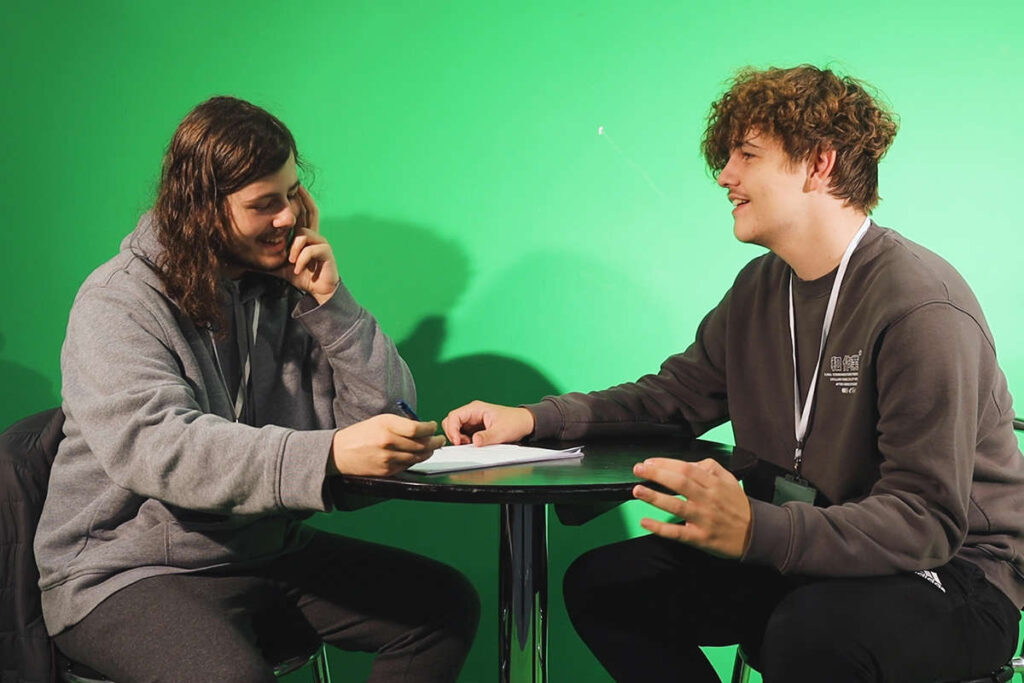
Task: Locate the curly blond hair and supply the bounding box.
[702,65,898,212]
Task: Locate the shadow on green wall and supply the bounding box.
[0,328,60,431]
[298,215,631,681]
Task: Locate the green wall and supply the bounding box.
[3,1,1022,680]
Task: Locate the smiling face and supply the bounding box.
[716,132,811,249]
[222,153,302,277]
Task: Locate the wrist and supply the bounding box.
[520,407,536,437]
[326,430,342,476]
[311,282,340,306]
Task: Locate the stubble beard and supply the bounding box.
[220,245,288,277]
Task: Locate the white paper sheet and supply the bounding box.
[408,444,584,475]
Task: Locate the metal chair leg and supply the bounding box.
[271,641,332,681]
[311,643,332,683]
[727,648,1023,683]
[730,648,751,683]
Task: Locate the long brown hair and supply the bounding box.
[153,96,300,330]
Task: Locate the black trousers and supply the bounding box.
[53,531,480,683]
[563,534,1021,683]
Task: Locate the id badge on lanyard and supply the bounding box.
[773,473,818,505]
[779,217,870,504]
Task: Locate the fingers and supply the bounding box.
[297,186,320,232]
[649,457,724,479]
[281,228,340,302]
[293,243,332,278]
[632,483,689,518]
[471,429,503,446]
[381,414,440,439]
[289,231,307,264]
[383,417,447,455]
[288,230,327,267]
[441,402,487,445]
[287,230,325,262]
[441,401,533,446]
[638,516,740,556]
[385,432,444,456]
[639,516,700,544]
[374,433,446,476]
[692,457,731,478]
[633,458,713,500]
[360,446,431,477]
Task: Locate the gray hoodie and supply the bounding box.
[34,214,415,635]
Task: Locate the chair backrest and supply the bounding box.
[0,408,66,682]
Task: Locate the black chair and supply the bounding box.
[731,417,1024,683]
[0,407,332,683]
[54,643,331,683]
[731,645,1024,683]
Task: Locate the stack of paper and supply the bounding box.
[408,444,584,475]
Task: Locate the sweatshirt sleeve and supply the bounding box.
[526,291,733,441]
[62,283,333,515]
[743,302,986,575]
[292,282,416,426]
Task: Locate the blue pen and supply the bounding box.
[396,399,420,421]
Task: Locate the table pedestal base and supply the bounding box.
[499,503,547,683]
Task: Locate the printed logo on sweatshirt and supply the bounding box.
[823,349,862,395]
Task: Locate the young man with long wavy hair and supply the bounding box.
[35,96,479,682]
[443,65,1024,682]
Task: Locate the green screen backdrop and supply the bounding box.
[3,1,1022,680]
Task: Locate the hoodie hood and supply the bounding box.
[119,211,273,308]
[121,211,164,266]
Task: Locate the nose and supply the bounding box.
[717,156,738,188]
[272,201,298,229]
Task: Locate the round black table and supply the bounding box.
[331,437,732,683]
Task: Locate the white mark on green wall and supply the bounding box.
[598,126,666,200]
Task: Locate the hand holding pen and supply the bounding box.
[326,400,444,477]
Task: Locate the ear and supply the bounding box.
[805,146,837,193]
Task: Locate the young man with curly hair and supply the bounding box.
[442,65,1024,682]
[35,96,479,682]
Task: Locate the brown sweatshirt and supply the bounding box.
[528,223,1024,608]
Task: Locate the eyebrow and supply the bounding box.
[244,180,301,204]
[740,139,762,149]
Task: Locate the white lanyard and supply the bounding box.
[789,217,870,473]
[210,298,261,422]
